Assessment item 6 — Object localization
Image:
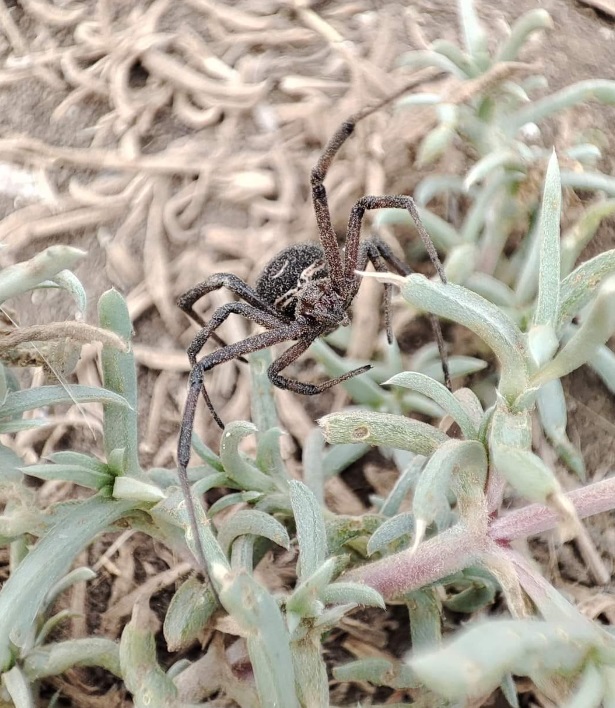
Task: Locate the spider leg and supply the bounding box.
[178,273,282,326]
[183,322,304,435]
[354,238,450,390]
[343,195,446,286]
[178,272,287,360]
[268,336,372,394]
[186,302,289,431]
[342,194,451,389]
[186,302,287,365]
[355,237,413,344]
[177,322,302,576]
[310,85,427,295]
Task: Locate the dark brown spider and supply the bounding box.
[175,88,450,572]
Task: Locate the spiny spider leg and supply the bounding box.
[178,272,287,362]
[178,272,283,326]
[186,303,288,427]
[342,195,451,390]
[186,303,287,366]
[310,84,432,296]
[176,322,304,573]
[355,237,413,344]
[268,336,371,394]
[344,195,446,286]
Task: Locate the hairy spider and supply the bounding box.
[175,87,450,572]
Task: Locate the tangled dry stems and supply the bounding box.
[0,0,447,443]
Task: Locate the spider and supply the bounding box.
[175,88,450,572]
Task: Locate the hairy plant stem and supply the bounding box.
[345,478,615,600]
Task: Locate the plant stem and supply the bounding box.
[490,477,615,542]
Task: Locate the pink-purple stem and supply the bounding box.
[345,477,615,600]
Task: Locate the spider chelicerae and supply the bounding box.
[175,87,450,571]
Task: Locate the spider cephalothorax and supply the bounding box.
[175,85,450,572]
[257,243,352,330]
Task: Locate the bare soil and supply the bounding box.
[1,1,615,706]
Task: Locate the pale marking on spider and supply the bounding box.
[271,259,290,281]
[274,257,328,313]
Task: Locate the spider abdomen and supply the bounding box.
[255,243,328,317]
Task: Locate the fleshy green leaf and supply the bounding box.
[302,428,326,505]
[153,489,230,583]
[1,384,130,419]
[536,380,585,480]
[216,570,300,708]
[120,601,179,707]
[289,480,327,580]
[398,49,468,79]
[45,568,97,610]
[405,588,442,650]
[0,246,85,305]
[190,431,223,472]
[561,201,615,276]
[410,619,596,701]
[561,660,604,708]
[413,440,487,527]
[320,582,385,609]
[508,80,615,134]
[380,455,426,518]
[163,577,217,651]
[0,496,134,671]
[464,150,524,191]
[418,355,488,381]
[385,372,478,439]
[367,513,414,556]
[319,410,448,454]
[219,422,275,492]
[216,509,290,556]
[458,0,489,66]
[430,39,478,77]
[491,445,559,504]
[22,463,111,490]
[535,276,615,386]
[443,581,496,613]
[333,658,418,689]
[396,275,529,401]
[23,638,121,680]
[417,123,457,167]
[495,9,552,62]
[588,342,615,395]
[113,477,165,502]
[0,442,24,484]
[527,323,559,369]
[322,441,369,479]
[50,269,87,315]
[98,289,140,476]
[558,249,615,331]
[2,665,34,708]
[533,152,561,329]
[207,490,263,517]
[287,557,337,618]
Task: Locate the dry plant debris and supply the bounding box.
[0,0,446,454]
